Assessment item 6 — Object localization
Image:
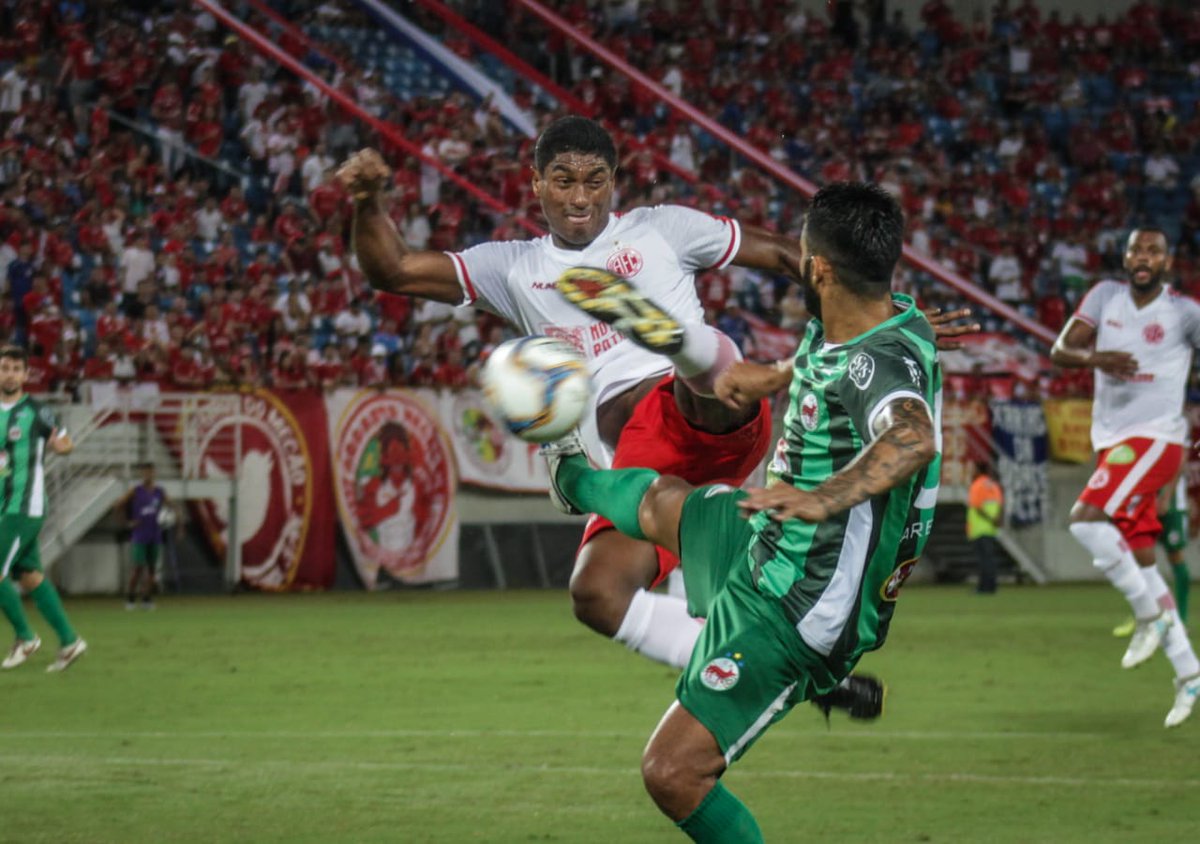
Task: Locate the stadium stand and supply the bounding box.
[2,0,1200,400]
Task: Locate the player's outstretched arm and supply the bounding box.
[731,225,805,283]
[739,396,936,522]
[714,359,793,410]
[1050,316,1138,378]
[338,149,462,304]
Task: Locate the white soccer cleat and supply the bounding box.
[1121,611,1173,669]
[45,638,87,673]
[2,636,41,669]
[539,431,587,516]
[1165,675,1200,728]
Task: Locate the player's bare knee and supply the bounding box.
[18,571,42,590]
[638,476,691,548]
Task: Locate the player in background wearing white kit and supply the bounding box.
[1051,228,1200,727]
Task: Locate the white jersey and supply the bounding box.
[1075,280,1200,449]
[447,205,741,465]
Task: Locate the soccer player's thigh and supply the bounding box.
[1075,439,1181,530]
[2,517,44,582]
[674,568,826,765]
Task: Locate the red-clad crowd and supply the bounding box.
[3,0,1200,401]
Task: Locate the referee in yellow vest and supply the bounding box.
[967,462,1005,594]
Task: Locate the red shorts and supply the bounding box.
[578,375,772,585]
[1078,437,1183,550]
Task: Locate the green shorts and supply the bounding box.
[0,514,45,579]
[674,486,841,765]
[131,543,161,568]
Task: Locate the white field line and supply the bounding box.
[0,753,1195,790]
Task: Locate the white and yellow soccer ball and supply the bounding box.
[481,336,591,443]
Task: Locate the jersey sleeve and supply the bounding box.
[33,401,58,438]
[839,342,933,443]
[445,240,529,321]
[1179,294,1200,349]
[642,205,742,272]
[1073,280,1119,327]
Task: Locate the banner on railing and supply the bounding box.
[191,389,337,590]
[433,389,550,492]
[939,399,992,487]
[990,399,1048,527]
[326,389,459,588]
[1042,398,1095,464]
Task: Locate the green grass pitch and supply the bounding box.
[0,585,1195,843]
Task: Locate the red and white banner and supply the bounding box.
[191,389,337,590]
[742,312,799,363]
[432,389,550,493]
[938,332,1051,380]
[326,389,459,588]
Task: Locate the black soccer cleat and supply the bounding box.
[811,673,886,723]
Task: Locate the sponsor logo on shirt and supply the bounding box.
[848,353,875,390]
[1105,319,1123,329]
[1143,323,1165,344]
[606,247,644,278]
[699,653,743,691]
[903,356,923,387]
[1106,444,1136,465]
[800,393,820,431]
[530,281,557,291]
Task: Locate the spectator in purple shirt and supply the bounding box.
[115,463,172,610]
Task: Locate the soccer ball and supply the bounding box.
[481,336,590,443]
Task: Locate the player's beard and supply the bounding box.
[1128,265,1164,294]
[0,383,17,399]
[801,257,822,323]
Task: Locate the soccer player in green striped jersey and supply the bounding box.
[0,346,87,672]
[544,184,942,842]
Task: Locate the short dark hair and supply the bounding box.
[1126,227,1170,249]
[803,182,905,298]
[0,345,28,364]
[534,116,617,173]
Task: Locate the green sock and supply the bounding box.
[0,576,36,641]
[555,454,656,541]
[30,580,77,647]
[1171,562,1190,624]
[677,781,764,844]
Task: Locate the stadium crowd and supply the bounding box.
[2,0,1200,398]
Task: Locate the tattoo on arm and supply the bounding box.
[812,398,937,516]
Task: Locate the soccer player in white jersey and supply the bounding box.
[339,118,966,715]
[1051,228,1200,727]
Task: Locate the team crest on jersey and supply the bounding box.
[700,653,743,691]
[1106,444,1136,465]
[848,353,875,390]
[800,393,820,431]
[7,426,20,443]
[606,247,644,278]
[1143,323,1165,344]
[1087,467,1111,490]
[881,558,919,602]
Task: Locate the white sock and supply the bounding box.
[666,568,687,600]
[613,588,702,669]
[1069,521,1159,619]
[1163,619,1200,680]
[1141,564,1178,612]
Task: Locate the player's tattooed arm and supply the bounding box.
[738,397,936,523]
[1050,316,1138,378]
[338,149,463,304]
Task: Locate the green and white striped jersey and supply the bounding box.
[0,396,58,517]
[749,294,942,668]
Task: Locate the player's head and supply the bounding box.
[1123,227,1171,293]
[141,462,156,484]
[0,345,28,398]
[799,182,905,321]
[532,116,617,249]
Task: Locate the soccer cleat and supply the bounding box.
[1165,675,1200,728]
[2,636,41,669]
[539,431,587,516]
[1112,617,1135,638]
[811,673,886,722]
[556,267,685,355]
[1121,611,1174,669]
[45,638,87,673]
